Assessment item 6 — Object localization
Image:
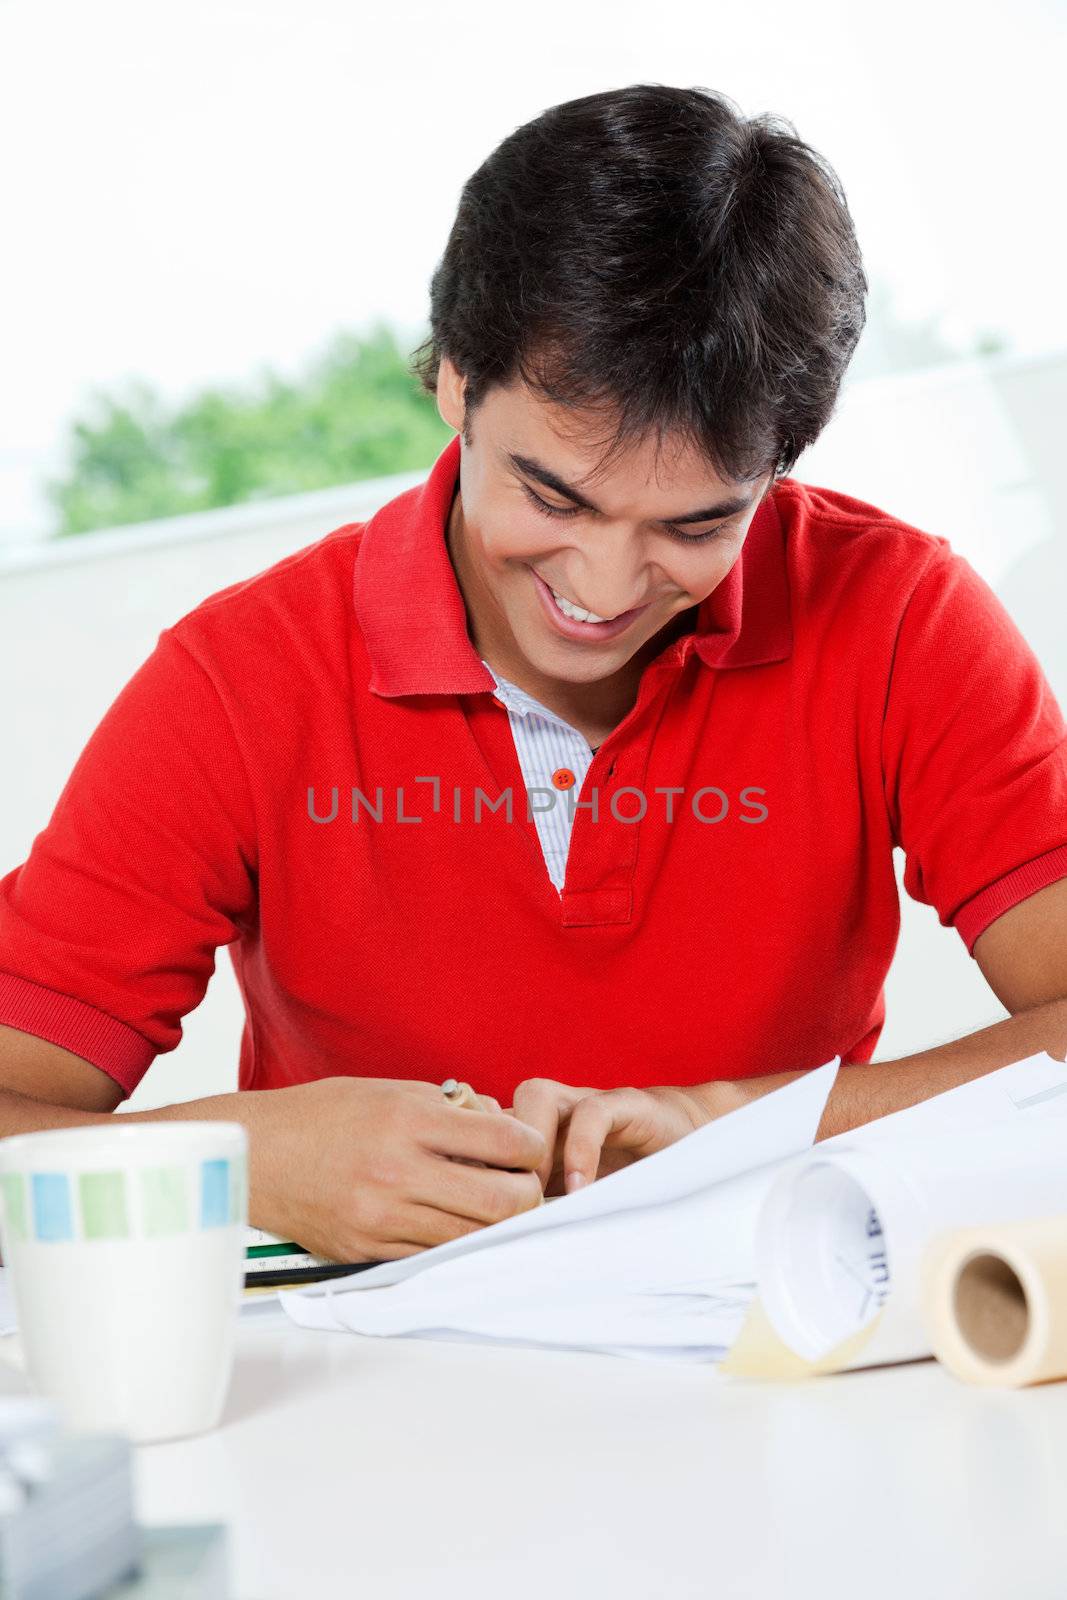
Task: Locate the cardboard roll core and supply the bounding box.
[952,1251,1030,1363]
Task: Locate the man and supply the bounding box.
[1,85,1065,1264]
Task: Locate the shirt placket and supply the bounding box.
[487,679,595,895]
[484,654,682,927]
[556,663,676,927]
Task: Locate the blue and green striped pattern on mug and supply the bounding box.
[0,1152,247,1243]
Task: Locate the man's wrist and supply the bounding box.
[685,1071,808,1124]
[644,1083,719,1132]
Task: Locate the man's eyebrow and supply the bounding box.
[503,451,754,524]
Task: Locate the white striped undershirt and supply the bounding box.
[480,658,599,894]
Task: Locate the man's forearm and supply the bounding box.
[707,997,1067,1141]
[0,1085,261,1138]
[0,1084,285,1238]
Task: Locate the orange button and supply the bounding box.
[552,768,576,790]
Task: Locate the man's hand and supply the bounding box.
[510,1078,747,1195]
[233,1077,546,1262]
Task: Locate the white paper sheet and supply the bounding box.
[289,1176,765,1346]
[280,1060,839,1356]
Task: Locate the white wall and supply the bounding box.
[802,352,1067,1064]
[1,355,1064,1108]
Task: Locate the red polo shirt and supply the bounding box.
[2,435,1066,1102]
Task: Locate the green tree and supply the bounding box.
[47,290,1013,539]
[47,321,452,537]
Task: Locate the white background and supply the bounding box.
[0,0,1065,540]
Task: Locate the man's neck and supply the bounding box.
[487,608,695,737]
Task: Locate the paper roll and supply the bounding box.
[922,1216,1067,1387]
[751,1105,1067,1374]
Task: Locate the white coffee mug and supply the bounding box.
[0,1122,247,1444]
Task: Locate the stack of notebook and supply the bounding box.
[0,1399,230,1599]
[243,1227,365,1289]
[0,1399,139,1599]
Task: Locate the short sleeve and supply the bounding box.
[0,627,258,1097]
[881,548,1067,954]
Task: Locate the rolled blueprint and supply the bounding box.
[753,1110,1067,1372]
[921,1216,1067,1387]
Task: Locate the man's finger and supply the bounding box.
[399,1203,500,1248]
[425,1102,546,1172]
[511,1079,569,1189]
[417,1156,546,1226]
[561,1090,648,1192]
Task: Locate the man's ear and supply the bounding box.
[436,354,467,434]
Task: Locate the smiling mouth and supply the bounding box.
[546,584,617,624]
[530,567,651,640]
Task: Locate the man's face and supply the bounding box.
[436,355,773,690]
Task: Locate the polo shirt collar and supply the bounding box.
[481,659,576,727]
[354,433,792,699]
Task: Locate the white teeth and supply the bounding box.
[549,584,609,624]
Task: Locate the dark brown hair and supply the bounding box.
[410,84,868,485]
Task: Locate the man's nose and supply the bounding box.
[573,548,652,619]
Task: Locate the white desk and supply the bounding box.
[56,1299,1064,1599]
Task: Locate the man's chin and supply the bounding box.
[517,629,640,682]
